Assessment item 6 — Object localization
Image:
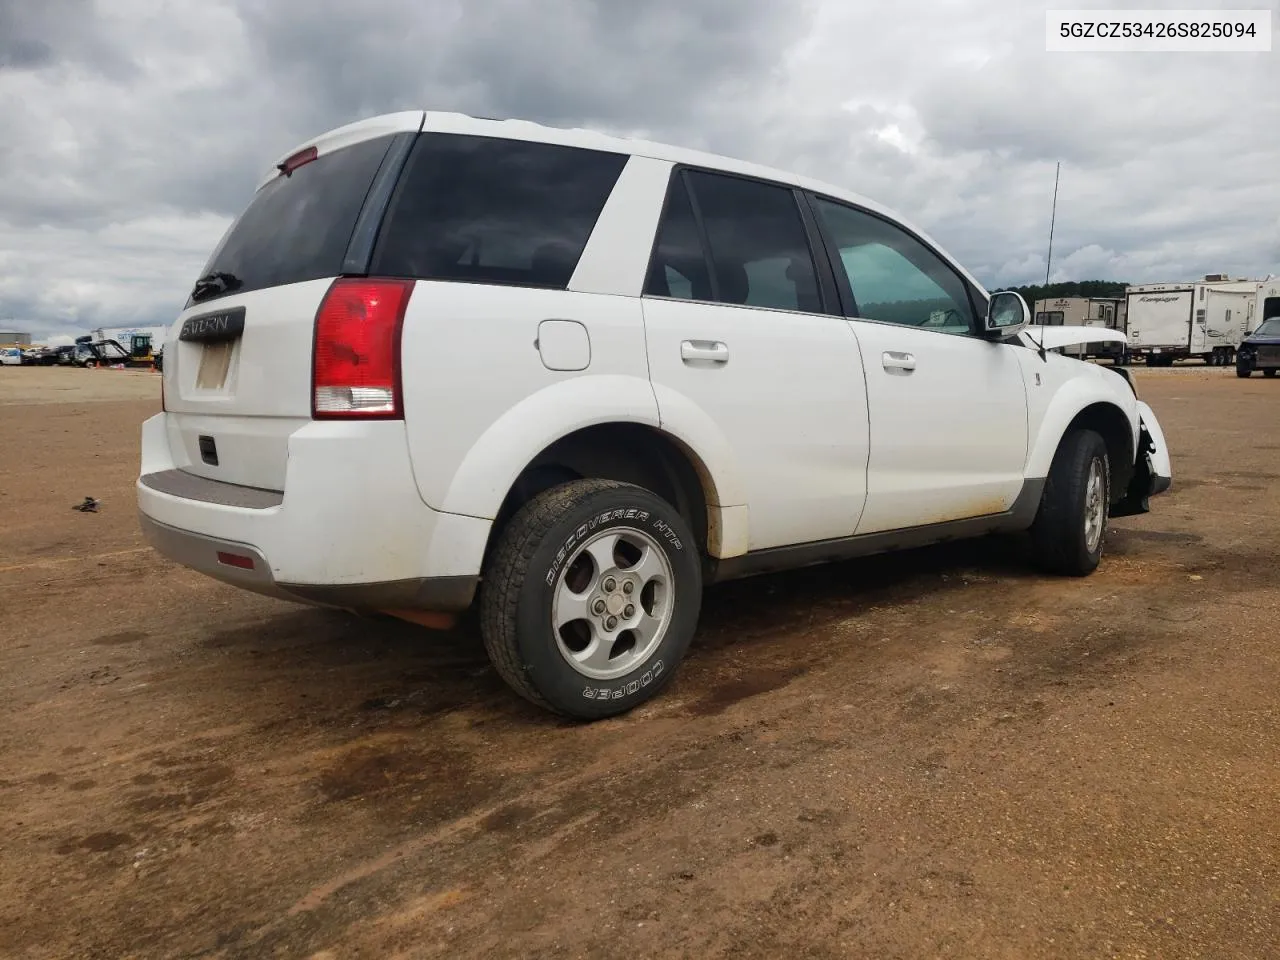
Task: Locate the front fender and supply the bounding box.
[1024,372,1140,479]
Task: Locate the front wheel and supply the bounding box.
[1265,369,1277,379]
[1237,363,1253,378]
[479,479,702,719]
[1029,429,1110,577]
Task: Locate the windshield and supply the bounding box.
[1252,318,1280,337]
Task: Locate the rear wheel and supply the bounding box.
[1029,429,1110,577]
[479,479,701,719]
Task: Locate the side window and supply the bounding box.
[811,197,976,335]
[644,176,712,300]
[373,134,627,290]
[678,171,822,313]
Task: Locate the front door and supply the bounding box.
[642,169,870,551]
[806,194,1029,535]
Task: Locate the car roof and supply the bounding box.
[265,110,990,299]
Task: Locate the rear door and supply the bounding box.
[641,169,870,550]
[805,193,1029,536]
[160,115,422,490]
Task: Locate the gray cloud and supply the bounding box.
[1,0,1278,340]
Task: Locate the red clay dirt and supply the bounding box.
[0,366,1277,959]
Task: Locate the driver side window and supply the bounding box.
[812,196,976,336]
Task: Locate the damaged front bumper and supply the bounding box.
[1112,400,1172,517]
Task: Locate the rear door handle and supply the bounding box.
[882,351,916,372]
[681,340,730,364]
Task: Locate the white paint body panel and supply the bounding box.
[398,282,652,516]
[852,323,1028,534]
[642,298,870,550]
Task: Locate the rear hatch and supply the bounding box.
[160,112,423,491]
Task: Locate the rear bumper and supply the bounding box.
[138,514,477,610]
[136,413,488,612]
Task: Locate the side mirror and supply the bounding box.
[983,290,1031,340]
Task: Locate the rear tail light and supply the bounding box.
[312,278,413,419]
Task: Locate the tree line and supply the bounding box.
[1001,280,1129,304]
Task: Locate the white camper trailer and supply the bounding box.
[1032,296,1127,361]
[1252,279,1280,331]
[1126,277,1259,366]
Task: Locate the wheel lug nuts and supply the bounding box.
[622,580,634,595]
[624,604,635,619]
[592,599,606,615]
[605,616,618,631]
[603,577,617,593]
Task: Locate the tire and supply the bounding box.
[479,479,702,719]
[1029,429,1110,577]
[1237,364,1252,378]
[1266,369,1277,378]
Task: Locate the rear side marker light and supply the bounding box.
[312,278,414,420]
[277,146,317,177]
[216,551,255,570]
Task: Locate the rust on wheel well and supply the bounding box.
[486,423,717,570]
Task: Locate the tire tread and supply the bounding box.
[1030,429,1109,577]
[479,478,628,713]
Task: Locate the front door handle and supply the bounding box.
[882,351,916,372]
[681,340,730,364]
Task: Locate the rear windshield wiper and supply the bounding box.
[190,271,243,302]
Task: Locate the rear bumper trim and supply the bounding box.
[141,469,284,509]
[139,513,477,612]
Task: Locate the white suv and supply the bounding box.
[137,111,1172,719]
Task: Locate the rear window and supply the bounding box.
[190,135,396,303]
[371,134,627,290]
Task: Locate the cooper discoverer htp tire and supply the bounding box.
[479,479,702,719]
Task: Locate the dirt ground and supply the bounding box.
[1,365,1277,960]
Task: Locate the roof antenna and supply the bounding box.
[1032,161,1061,363]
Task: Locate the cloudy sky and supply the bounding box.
[2,0,1278,340]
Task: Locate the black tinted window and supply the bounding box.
[373,135,627,289]
[194,135,394,303]
[685,171,822,313]
[644,176,712,300]
[813,197,976,336]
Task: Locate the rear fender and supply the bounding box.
[437,376,749,559]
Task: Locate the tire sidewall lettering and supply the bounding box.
[581,659,664,701]
[543,508,684,586]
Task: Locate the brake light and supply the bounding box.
[312,278,413,419]
[277,146,317,177]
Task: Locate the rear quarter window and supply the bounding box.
[191,134,396,304]
[371,134,627,290]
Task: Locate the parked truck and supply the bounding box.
[1125,277,1259,366]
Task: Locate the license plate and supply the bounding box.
[196,341,234,389]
